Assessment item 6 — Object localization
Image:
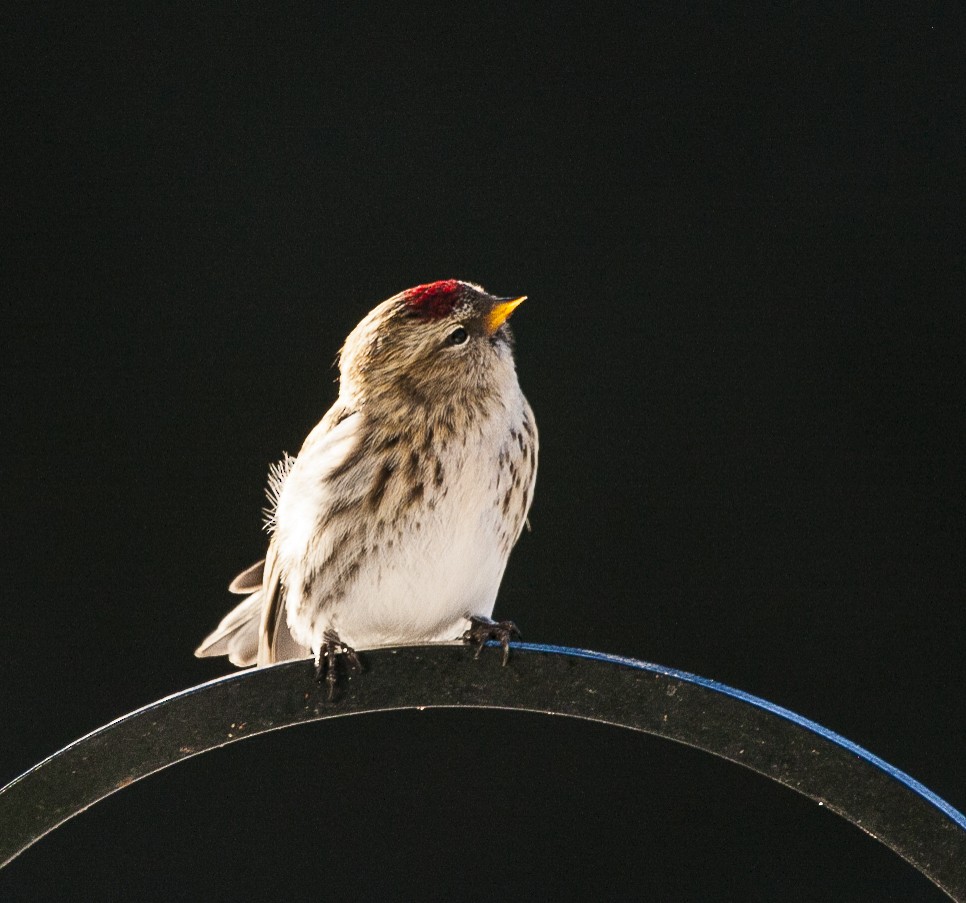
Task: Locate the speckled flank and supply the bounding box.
[494,406,537,557]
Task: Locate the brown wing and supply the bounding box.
[256,540,286,666]
[228,559,265,594]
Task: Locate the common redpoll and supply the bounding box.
[195,280,538,691]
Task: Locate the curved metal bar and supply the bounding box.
[2,643,964,898]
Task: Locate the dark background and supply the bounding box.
[3,4,964,900]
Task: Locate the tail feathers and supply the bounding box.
[228,559,265,594]
[195,591,309,667]
[195,592,264,666]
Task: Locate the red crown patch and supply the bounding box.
[403,280,462,319]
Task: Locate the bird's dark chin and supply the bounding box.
[489,324,515,351]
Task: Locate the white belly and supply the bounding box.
[275,398,534,654]
[323,475,508,648]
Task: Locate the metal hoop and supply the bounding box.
[2,643,964,899]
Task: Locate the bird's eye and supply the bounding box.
[447,326,468,346]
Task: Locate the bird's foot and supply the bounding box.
[462,615,521,666]
[314,629,363,701]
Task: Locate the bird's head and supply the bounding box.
[339,280,526,411]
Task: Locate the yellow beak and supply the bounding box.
[485,296,527,335]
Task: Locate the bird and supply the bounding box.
[195,280,538,696]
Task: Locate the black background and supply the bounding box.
[3,5,965,900]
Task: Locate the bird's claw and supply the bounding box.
[462,615,521,666]
[314,629,363,701]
